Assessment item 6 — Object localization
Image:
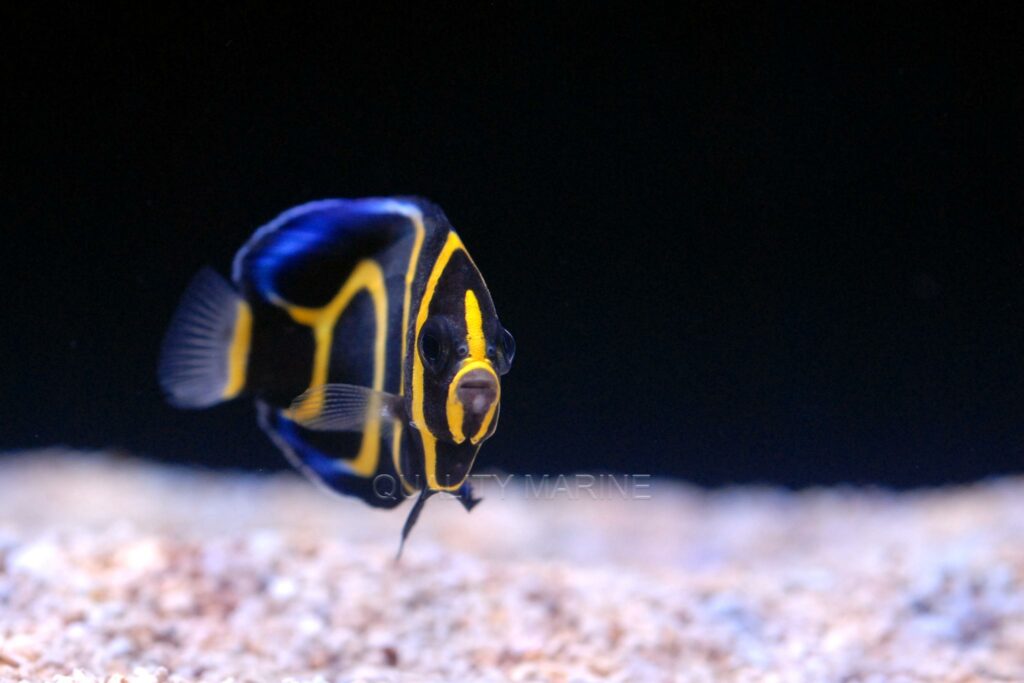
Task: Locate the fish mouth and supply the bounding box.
[459,378,494,390]
[456,369,498,416]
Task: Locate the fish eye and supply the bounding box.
[418,318,451,374]
[496,327,515,375]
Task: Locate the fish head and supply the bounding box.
[412,245,514,489]
[416,298,513,447]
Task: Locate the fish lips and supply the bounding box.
[457,368,499,417]
[443,362,501,446]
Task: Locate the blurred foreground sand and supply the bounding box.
[1,450,1023,682]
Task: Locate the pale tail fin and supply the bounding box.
[158,268,252,408]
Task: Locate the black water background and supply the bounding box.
[3,6,1021,487]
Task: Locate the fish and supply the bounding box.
[158,198,514,554]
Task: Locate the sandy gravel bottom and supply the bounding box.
[0,450,1022,682]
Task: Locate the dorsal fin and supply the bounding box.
[231,198,432,307]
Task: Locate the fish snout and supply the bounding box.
[456,368,499,417]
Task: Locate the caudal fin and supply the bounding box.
[158,268,252,408]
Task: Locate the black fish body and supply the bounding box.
[159,198,513,544]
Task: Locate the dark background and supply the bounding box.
[4,6,1022,486]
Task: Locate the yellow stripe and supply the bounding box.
[446,374,467,444]
[412,231,465,490]
[463,289,486,360]
[222,300,252,399]
[445,292,492,444]
[392,217,426,494]
[462,289,500,444]
[281,259,387,477]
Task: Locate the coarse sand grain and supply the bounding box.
[0,450,1022,682]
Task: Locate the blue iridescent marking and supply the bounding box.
[231,198,422,298]
[275,415,356,479]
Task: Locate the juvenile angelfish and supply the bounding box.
[158,198,514,554]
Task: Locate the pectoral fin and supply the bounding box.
[288,383,406,432]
